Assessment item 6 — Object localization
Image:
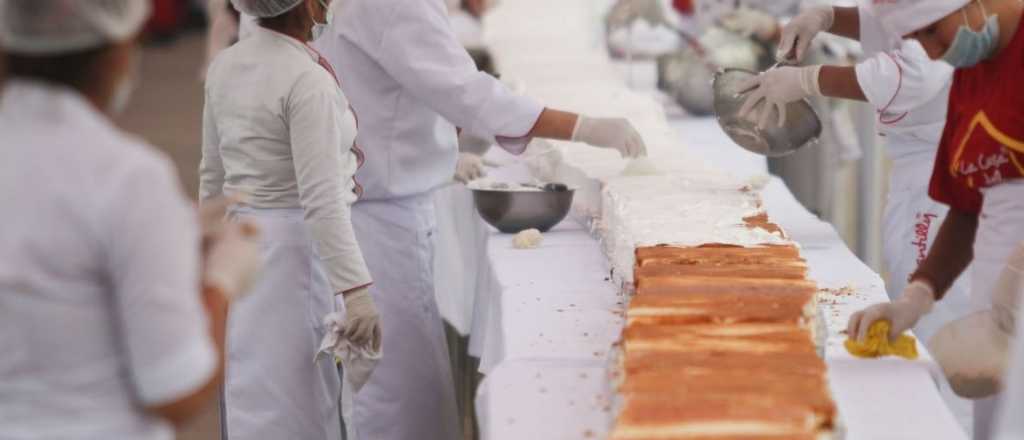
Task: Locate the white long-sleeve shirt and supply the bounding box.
[0,80,216,440]
[201,27,371,293]
[314,0,545,200]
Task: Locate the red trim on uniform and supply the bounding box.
[305,42,367,200]
[877,51,909,126]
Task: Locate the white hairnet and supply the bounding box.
[862,0,970,41]
[0,0,151,55]
[230,0,305,18]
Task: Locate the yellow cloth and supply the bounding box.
[844,320,919,360]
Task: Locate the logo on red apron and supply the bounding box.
[950,111,1024,189]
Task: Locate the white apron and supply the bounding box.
[883,157,973,343]
[350,194,461,440]
[970,180,1024,440]
[222,207,342,440]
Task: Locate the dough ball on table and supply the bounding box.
[513,229,543,249]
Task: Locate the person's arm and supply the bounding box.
[104,157,222,426]
[828,6,860,41]
[819,65,867,101]
[526,108,576,140]
[288,70,372,296]
[366,0,644,157]
[911,208,979,300]
[199,90,226,201]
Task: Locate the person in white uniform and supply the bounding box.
[313,1,647,438]
[201,0,380,438]
[839,1,1024,438]
[727,4,973,347]
[0,0,261,438]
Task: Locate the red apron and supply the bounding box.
[929,13,1024,214]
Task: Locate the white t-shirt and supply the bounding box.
[0,80,217,440]
[854,7,953,169]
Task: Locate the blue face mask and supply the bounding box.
[941,2,1000,68]
[310,0,332,41]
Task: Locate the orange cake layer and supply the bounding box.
[635,245,803,267]
[626,291,813,327]
[619,371,835,421]
[622,350,827,380]
[621,323,817,356]
[610,394,822,440]
[636,277,818,297]
[743,213,786,236]
[635,260,808,281]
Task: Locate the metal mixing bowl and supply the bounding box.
[472,186,575,234]
[712,68,822,157]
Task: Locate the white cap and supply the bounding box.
[862,0,970,42]
[230,0,305,18]
[0,0,151,55]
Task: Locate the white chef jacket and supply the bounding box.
[0,80,217,440]
[201,26,371,294]
[855,7,953,171]
[314,0,545,200]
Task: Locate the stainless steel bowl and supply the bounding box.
[712,68,822,157]
[472,186,575,234]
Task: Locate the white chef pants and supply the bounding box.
[349,194,462,440]
[222,207,343,440]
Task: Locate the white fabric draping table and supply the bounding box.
[471,117,968,440]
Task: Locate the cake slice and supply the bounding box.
[626,291,815,327]
[621,323,818,356]
[635,277,818,297]
[610,393,826,440]
[635,245,803,268]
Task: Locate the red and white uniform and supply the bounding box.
[929,11,1024,311]
[856,7,971,344]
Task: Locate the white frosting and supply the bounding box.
[483,0,796,285]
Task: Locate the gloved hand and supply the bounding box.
[737,65,822,129]
[571,116,647,158]
[198,194,245,250]
[776,5,834,62]
[318,304,382,392]
[454,152,486,183]
[343,287,382,351]
[719,7,779,42]
[203,221,263,300]
[848,280,935,342]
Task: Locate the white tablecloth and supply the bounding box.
[470,117,967,440]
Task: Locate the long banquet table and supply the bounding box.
[462,117,968,440]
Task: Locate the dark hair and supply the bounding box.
[5,45,109,89]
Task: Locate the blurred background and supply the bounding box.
[112,1,213,437]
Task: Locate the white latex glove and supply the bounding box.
[737,65,822,129]
[343,287,382,351]
[203,221,263,300]
[571,116,647,158]
[454,152,486,183]
[776,5,834,62]
[848,280,935,342]
[719,7,779,42]
[317,309,381,393]
[198,194,244,246]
